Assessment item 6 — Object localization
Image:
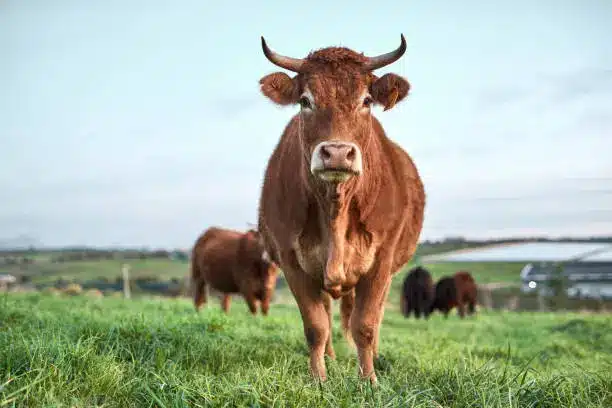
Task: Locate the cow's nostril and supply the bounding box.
[320,146,331,160]
[346,147,356,161]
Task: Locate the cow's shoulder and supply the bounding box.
[259,115,311,246]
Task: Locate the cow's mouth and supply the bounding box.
[314,169,360,183]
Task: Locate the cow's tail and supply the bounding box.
[190,247,208,311]
[190,253,198,281]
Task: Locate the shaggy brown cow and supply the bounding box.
[400,266,434,319]
[256,34,426,384]
[430,271,477,318]
[190,227,279,315]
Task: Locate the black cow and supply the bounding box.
[400,266,434,319]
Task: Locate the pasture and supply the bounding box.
[1,258,188,285]
[2,291,611,407]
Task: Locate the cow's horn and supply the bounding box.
[363,34,407,71]
[261,36,305,73]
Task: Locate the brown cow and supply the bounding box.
[256,34,425,384]
[430,271,478,318]
[190,227,279,315]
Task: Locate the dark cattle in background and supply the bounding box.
[430,271,478,318]
[430,276,456,318]
[256,34,426,384]
[190,227,279,316]
[400,266,434,319]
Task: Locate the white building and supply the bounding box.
[423,241,612,300]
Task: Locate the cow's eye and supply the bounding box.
[363,96,373,108]
[299,97,311,109]
[299,96,312,110]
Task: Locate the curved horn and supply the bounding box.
[261,36,305,73]
[363,34,407,71]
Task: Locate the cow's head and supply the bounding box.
[259,35,410,184]
[240,229,279,293]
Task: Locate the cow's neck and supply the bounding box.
[314,182,356,289]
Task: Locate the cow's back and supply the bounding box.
[403,267,432,293]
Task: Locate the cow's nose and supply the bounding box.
[319,143,356,169]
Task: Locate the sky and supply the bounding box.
[1,0,611,248]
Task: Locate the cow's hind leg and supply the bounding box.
[467,300,476,316]
[403,296,412,318]
[260,293,271,316]
[221,294,231,313]
[244,292,258,315]
[322,292,336,359]
[284,264,330,382]
[400,292,407,317]
[423,299,432,319]
[457,299,466,318]
[193,279,208,312]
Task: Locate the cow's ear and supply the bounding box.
[259,72,300,105]
[370,73,410,111]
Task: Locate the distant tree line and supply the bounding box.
[48,249,183,263]
[0,256,35,266]
[1,235,610,264]
[0,249,189,265]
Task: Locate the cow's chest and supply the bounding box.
[293,232,377,283]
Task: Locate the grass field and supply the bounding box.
[1,293,610,407]
[4,256,522,287]
[2,241,518,286]
[2,259,190,285]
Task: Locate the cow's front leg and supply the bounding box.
[243,292,258,315]
[260,292,271,316]
[352,269,392,385]
[221,293,231,313]
[322,291,336,359]
[372,280,391,359]
[283,265,330,381]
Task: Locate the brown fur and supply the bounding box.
[453,270,478,318]
[190,227,279,316]
[430,271,478,318]
[257,40,425,384]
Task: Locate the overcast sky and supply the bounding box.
[1,0,611,248]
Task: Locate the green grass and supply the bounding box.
[420,262,524,284]
[1,293,610,407]
[8,257,521,288]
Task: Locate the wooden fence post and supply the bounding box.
[505,295,519,311]
[481,286,494,311]
[122,264,131,299]
[537,290,547,312]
